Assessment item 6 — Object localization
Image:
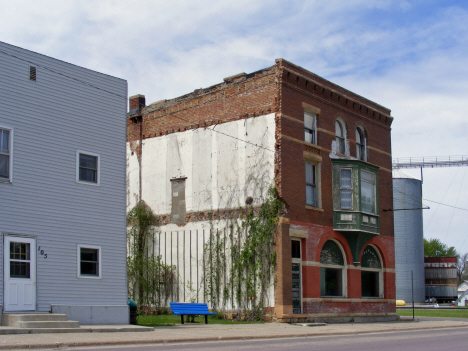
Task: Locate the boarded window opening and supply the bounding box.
[171,177,187,224]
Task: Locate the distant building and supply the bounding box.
[424,257,457,303]
[0,41,128,324]
[127,59,396,322]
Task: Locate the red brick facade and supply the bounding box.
[128,59,396,322]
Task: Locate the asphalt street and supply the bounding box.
[31,327,468,351]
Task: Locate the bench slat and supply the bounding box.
[170,302,217,324]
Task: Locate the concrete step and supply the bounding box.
[18,320,80,329]
[2,313,77,328]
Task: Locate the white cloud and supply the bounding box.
[1,0,468,251]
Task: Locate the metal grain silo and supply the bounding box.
[393,170,425,303]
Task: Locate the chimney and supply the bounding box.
[128,94,146,117]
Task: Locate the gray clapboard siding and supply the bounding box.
[0,41,128,319]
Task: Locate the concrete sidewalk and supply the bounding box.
[1,318,468,350]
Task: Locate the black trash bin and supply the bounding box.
[128,298,138,325]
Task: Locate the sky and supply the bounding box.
[1,0,467,253]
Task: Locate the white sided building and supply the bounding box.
[0,41,128,324]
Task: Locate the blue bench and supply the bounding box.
[170,302,217,324]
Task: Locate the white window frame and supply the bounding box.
[77,244,102,279]
[356,127,367,161]
[76,150,100,186]
[304,111,317,145]
[0,126,13,183]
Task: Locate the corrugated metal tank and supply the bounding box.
[393,170,426,302]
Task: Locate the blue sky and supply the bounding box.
[1,0,467,252]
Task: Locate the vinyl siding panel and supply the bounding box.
[0,41,128,312]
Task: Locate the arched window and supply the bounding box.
[320,240,346,297]
[361,245,382,298]
[335,120,346,154]
[356,127,366,161]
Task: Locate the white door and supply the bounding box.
[3,236,36,311]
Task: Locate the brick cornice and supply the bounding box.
[142,70,277,120]
[279,67,393,129]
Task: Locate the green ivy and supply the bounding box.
[204,187,284,320]
[127,201,177,306]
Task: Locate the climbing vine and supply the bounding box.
[127,201,177,306]
[203,187,284,320]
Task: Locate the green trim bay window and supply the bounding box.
[331,158,380,264]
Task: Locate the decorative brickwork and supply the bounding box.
[127,58,396,321]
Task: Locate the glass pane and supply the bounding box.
[361,180,375,213]
[0,129,9,153]
[81,248,98,262]
[81,262,97,275]
[340,169,351,188]
[79,168,97,182]
[361,271,379,297]
[81,248,99,276]
[10,242,30,260]
[361,246,381,269]
[357,144,365,160]
[79,154,97,170]
[341,190,352,209]
[0,154,9,178]
[10,261,30,278]
[320,267,342,296]
[305,129,314,144]
[305,163,314,184]
[355,129,361,144]
[306,185,317,207]
[335,121,343,137]
[291,240,301,259]
[304,112,315,129]
[337,138,345,154]
[320,240,344,265]
[361,171,374,183]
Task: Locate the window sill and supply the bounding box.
[76,180,100,187]
[77,275,102,279]
[306,205,324,212]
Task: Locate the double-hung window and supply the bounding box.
[304,112,316,144]
[305,162,318,207]
[340,168,352,209]
[77,151,100,185]
[77,245,101,278]
[361,171,376,213]
[0,128,11,181]
[335,120,346,154]
[356,127,366,161]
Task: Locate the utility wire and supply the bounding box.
[444,167,467,241]
[0,49,127,99]
[8,46,467,216]
[425,167,460,230]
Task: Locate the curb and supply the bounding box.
[2,323,468,350]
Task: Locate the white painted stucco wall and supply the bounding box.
[127,113,276,214]
[127,113,277,309]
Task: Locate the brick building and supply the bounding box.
[127,59,396,322]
